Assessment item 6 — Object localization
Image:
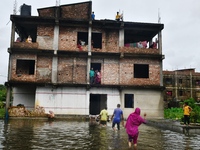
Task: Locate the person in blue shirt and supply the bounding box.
[111,104,124,130]
[91,12,95,20]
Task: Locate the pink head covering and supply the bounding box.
[125,108,146,137]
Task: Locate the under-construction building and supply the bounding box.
[6,1,164,118]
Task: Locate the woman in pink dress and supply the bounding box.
[125,107,147,149]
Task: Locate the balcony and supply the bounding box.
[13,42,38,49]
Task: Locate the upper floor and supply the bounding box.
[9,1,164,56]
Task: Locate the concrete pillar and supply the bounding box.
[119,28,124,47]
[158,31,163,86]
[52,25,59,83]
[10,22,15,47]
[87,22,92,84]
[53,25,59,55]
[175,71,178,99]
[190,71,193,98]
[52,57,58,83]
[158,31,162,54]
[88,21,92,55]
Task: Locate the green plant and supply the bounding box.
[0,84,6,102]
[0,108,5,118]
[164,107,183,121]
[165,98,200,123]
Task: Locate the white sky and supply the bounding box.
[0,0,200,84]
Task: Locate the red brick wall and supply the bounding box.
[36,56,52,83]
[61,3,90,19]
[10,53,160,86]
[38,8,55,17]
[75,58,87,83]
[57,57,73,83]
[102,29,119,53]
[59,27,88,51]
[119,58,160,85]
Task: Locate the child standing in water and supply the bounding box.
[125,107,147,149]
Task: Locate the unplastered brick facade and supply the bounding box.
[8,0,164,90]
[6,1,165,118]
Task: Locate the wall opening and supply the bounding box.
[77,32,102,49]
[91,63,101,84]
[179,79,182,84]
[165,78,172,85]
[124,94,134,108]
[89,94,107,115]
[15,25,37,42]
[179,90,183,96]
[91,63,101,72]
[16,59,35,75]
[77,32,88,46]
[92,33,102,49]
[134,64,149,78]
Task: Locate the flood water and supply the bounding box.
[0,119,200,150]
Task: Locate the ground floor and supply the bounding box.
[10,85,164,118]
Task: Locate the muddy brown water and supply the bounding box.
[0,119,200,150]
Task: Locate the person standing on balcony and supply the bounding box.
[89,68,95,84]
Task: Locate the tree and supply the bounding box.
[0,84,6,102]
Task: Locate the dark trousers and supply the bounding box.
[112,122,120,130]
[90,77,94,84]
[184,115,190,125]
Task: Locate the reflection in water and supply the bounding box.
[0,119,199,150]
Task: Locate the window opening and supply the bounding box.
[134,64,149,78]
[165,78,172,84]
[77,32,102,49]
[92,33,102,49]
[16,59,35,75]
[179,79,182,84]
[179,90,183,96]
[77,32,88,46]
[124,94,134,108]
[196,80,200,85]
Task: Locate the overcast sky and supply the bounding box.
[0,0,200,84]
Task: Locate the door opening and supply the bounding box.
[89,94,107,115]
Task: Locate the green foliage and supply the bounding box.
[0,84,6,102]
[0,101,4,108]
[164,98,200,123]
[164,107,183,121]
[0,108,5,118]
